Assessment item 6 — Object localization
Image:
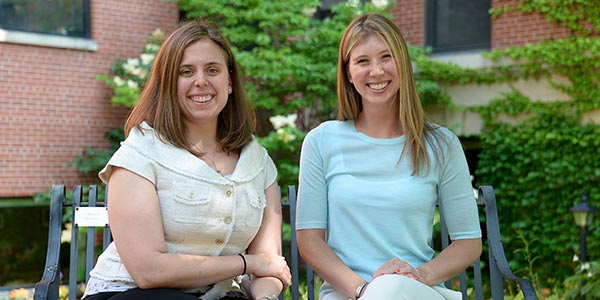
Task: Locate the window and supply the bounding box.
[0,0,90,38]
[425,0,491,53]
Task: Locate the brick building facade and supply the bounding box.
[392,0,572,49]
[1,0,179,198]
[391,0,582,137]
[0,1,577,198]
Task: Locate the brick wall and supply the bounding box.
[390,0,571,49]
[491,0,572,48]
[390,0,425,47]
[0,0,179,197]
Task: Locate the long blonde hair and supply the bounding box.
[125,19,255,154]
[337,13,445,175]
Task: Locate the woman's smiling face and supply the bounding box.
[347,35,398,106]
[177,38,231,126]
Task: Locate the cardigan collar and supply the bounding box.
[122,122,266,184]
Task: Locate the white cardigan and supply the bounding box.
[85,122,277,299]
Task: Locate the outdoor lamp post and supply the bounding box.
[570,190,596,300]
[570,190,597,263]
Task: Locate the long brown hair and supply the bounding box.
[124,19,255,154]
[337,13,445,175]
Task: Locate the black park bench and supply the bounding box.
[34,184,538,300]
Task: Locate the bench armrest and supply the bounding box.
[33,185,66,300]
[479,186,538,300]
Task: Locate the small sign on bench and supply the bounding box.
[74,207,109,227]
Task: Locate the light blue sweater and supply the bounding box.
[296,120,481,282]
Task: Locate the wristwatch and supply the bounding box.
[257,295,278,300]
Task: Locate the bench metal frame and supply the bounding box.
[34,185,537,300]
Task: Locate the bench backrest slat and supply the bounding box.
[68,186,81,300]
[85,186,97,284]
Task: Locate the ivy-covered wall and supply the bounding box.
[469,0,600,295]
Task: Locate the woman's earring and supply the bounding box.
[228,86,232,94]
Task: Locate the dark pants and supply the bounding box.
[84,288,248,300]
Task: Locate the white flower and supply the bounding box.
[269,114,297,130]
[126,58,139,67]
[372,0,389,8]
[270,115,287,129]
[581,262,590,271]
[140,53,155,65]
[348,0,360,8]
[152,28,164,38]
[123,59,142,76]
[127,80,138,89]
[573,254,579,262]
[587,271,593,278]
[303,7,316,17]
[276,128,297,143]
[283,133,296,143]
[145,43,160,52]
[113,76,125,87]
[139,68,149,80]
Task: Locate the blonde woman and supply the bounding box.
[296,13,482,300]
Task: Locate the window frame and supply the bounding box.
[424,0,491,53]
[0,0,91,39]
[0,0,96,51]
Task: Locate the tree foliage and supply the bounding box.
[77,0,464,189]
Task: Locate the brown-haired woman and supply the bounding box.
[82,19,290,300]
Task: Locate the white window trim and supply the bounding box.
[430,50,500,69]
[0,29,97,51]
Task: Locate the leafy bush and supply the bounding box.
[474,0,600,293]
